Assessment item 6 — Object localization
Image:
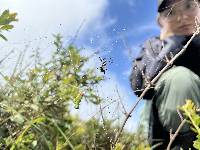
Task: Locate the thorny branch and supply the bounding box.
[99,104,106,128]
[118,33,133,60]
[90,99,117,119]
[166,108,186,150]
[113,19,200,147]
[70,19,86,45]
[0,49,14,65]
[167,119,187,150]
[115,86,128,117]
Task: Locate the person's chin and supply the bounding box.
[176,30,195,36]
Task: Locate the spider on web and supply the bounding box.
[98,57,113,74]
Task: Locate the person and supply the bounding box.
[129,0,200,149]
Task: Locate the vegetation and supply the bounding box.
[0,34,150,150]
[0,9,18,41]
[180,100,200,149]
[0,9,152,150]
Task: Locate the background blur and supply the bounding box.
[0,0,160,132]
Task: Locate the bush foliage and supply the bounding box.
[0,9,151,150]
[180,100,200,149]
[0,9,18,41]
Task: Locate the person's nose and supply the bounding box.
[176,12,189,22]
[177,15,181,22]
[182,14,189,20]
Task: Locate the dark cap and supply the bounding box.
[158,0,200,12]
[158,0,170,12]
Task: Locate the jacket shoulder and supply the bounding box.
[134,36,162,62]
[142,36,162,56]
[142,37,162,55]
[129,36,161,99]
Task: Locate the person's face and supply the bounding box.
[158,0,200,39]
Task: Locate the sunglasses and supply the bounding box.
[159,0,200,21]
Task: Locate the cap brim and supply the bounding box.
[158,0,168,12]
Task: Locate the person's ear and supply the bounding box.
[157,13,172,40]
[157,13,163,28]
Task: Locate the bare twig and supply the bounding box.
[169,129,173,139]
[19,44,29,71]
[18,62,32,76]
[118,33,133,59]
[166,108,186,149]
[99,104,106,128]
[11,51,23,78]
[93,133,97,150]
[115,85,128,116]
[0,49,14,65]
[167,119,187,150]
[70,18,86,45]
[90,99,117,118]
[113,27,200,146]
[151,142,163,150]
[177,108,184,121]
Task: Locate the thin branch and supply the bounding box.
[177,108,184,122]
[11,51,23,78]
[167,108,186,149]
[70,18,86,45]
[113,27,200,146]
[0,49,14,64]
[151,142,163,150]
[118,33,133,59]
[90,99,117,118]
[99,104,106,128]
[167,119,187,150]
[115,85,128,117]
[18,44,29,71]
[87,50,101,59]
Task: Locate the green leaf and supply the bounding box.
[0,34,7,41]
[73,92,83,109]
[114,143,124,150]
[10,113,24,124]
[32,140,37,147]
[0,10,18,25]
[0,24,14,30]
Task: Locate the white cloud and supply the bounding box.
[0,0,108,74]
[0,0,108,41]
[0,0,143,132]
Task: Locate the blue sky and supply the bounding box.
[0,0,161,131]
[76,0,160,104]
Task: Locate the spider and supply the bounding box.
[98,57,113,74]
